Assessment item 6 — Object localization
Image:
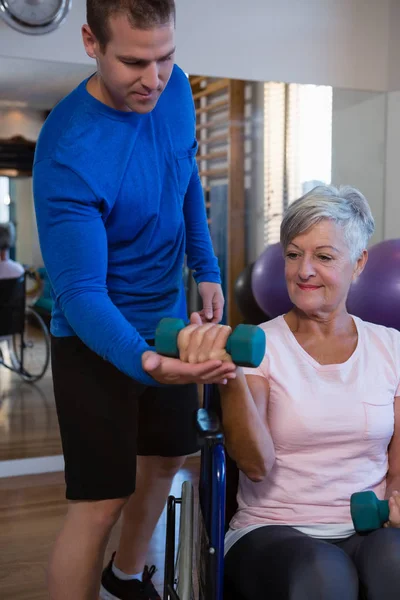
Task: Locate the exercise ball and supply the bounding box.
[234,263,269,325]
[252,243,293,318]
[347,238,400,330]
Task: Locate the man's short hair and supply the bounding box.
[87,0,176,50]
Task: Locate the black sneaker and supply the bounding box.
[100,553,161,600]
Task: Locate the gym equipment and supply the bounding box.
[350,491,389,532]
[234,263,269,325]
[347,238,400,330]
[155,318,266,368]
[0,274,50,383]
[251,242,293,318]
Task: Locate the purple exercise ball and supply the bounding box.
[347,238,400,330]
[251,242,293,318]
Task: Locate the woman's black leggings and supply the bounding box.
[224,526,400,600]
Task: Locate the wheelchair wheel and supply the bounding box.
[175,481,194,600]
[10,307,50,383]
[164,481,195,600]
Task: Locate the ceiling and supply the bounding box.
[0,56,95,111]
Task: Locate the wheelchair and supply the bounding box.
[164,384,238,600]
[164,387,371,600]
[0,273,50,383]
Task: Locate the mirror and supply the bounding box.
[0,56,388,464]
[0,56,94,468]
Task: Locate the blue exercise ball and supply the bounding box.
[251,243,293,318]
[347,238,400,330]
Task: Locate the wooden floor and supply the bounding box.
[0,335,61,461]
[0,330,201,598]
[0,457,200,599]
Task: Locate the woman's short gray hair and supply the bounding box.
[0,222,16,251]
[280,185,375,262]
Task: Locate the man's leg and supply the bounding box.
[49,336,140,599]
[114,456,185,574]
[48,497,128,600]
[112,382,199,576]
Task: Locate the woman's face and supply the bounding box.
[284,220,367,317]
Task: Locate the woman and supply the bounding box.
[179,185,400,599]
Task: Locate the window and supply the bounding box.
[263,83,332,246]
[0,177,10,222]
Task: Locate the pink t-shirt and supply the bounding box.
[232,315,400,531]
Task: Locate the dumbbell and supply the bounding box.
[155,318,266,368]
[350,491,389,532]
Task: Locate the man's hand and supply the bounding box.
[142,351,236,386]
[195,282,224,323]
[385,490,400,528]
[142,313,236,385]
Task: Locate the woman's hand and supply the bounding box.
[384,490,400,528]
[177,312,234,366]
[142,312,237,386]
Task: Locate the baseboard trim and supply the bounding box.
[0,455,64,478]
[0,451,200,479]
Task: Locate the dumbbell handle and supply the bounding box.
[377,499,390,523]
[155,318,265,368]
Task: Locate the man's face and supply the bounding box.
[83,14,175,113]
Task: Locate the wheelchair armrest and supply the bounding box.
[196,408,224,443]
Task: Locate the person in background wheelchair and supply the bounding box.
[178,185,400,600]
[0,222,24,280]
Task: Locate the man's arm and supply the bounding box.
[34,159,157,385]
[33,159,236,387]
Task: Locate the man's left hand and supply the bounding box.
[196,282,224,323]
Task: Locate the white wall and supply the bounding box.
[175,0,390,91]
[0,109,45,141]
[388,0,400,91]
[0,176,9,222]
[331,90,387,245]
[385,2,400,240]
[13,178,43,267]
[0,3,89,65]
[384,92,400,241]
[0,0,393,92]
[248,83,265,262]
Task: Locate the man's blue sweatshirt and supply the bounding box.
[33,65,221,385]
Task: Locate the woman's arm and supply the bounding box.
[386,396,400,497]
[219,370,275,483]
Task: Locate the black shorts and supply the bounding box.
[51,336,200,501]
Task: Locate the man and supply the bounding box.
[0,222,24,280]
[33,1,236,599]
